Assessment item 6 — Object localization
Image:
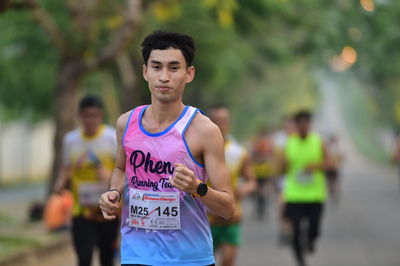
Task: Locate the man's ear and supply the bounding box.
[143,64,148,81]
[186,66,195,83]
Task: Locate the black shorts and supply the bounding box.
[284,202,323,220]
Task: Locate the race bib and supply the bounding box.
[78,182,107,206]
[129,188,181,230]
[297,171,313,184]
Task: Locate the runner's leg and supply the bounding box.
[256,179,266,220]
[220,224,241,266]
[72,217,95,266]
[220,244,238,266]
[287,204,306,266]
[307,203,323,253]
[97,219,120,266]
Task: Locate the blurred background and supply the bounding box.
[0,0,400,265]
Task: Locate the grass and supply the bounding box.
[0,236,40,259]
[0,210,41,261]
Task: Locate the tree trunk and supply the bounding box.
[47,59,83,195]
[117,52,144,112]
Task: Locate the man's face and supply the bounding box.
[209,108,231,138]
[143,48,195,103]
[79,107,103,135]
[296,118,310,137]
[285,119,296,135]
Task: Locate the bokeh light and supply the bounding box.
[342,46,357,64]
[330,46,357,72]
[360,0,375,12]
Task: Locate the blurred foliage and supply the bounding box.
[0,8,57,121]
[1,0,399,138]
[314,0,400,129]
[0,0,129,121]
[334,72,389,162]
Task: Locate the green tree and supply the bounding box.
[1,0,141,192]
[0,0,243,191]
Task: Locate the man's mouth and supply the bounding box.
[156,86,172,91]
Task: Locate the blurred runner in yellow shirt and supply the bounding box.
[208,105,256,266]
[251,128,279,221]
[54,95,119,266]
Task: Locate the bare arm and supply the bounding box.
[236,153,257,199]
[96,166,113,182]
[54,134,72,193]
[200,124,235,219]
[170,117,234,220]
[53,165,71,193]
[99,112,129,220]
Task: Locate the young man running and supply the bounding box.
[208,106,256,266]
[54,95,119,266]
[251,128,278,221]
[281,111,331,266]
[99,31,234,266]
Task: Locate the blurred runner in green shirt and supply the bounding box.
[281,110,332,266]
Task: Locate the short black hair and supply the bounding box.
[141,31,195,67]
[79,95,104,111]
[294,110,312,122]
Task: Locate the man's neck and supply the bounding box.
[82,125,102,139]
[147,100,185,125]
[299,132,309,139]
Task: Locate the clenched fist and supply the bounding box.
[99,190,120,220]
[169,163,200,194]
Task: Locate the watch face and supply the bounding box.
[197,183,208,196]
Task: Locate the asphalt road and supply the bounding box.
[236,156,400,266]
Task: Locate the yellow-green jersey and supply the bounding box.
[252,153,278,180]
[63,125,116,219]
[283,133,327,203]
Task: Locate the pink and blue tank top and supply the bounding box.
[121,105,214,265]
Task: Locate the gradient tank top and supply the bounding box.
[121,105,214,266]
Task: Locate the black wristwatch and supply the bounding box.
[192,181,208,198]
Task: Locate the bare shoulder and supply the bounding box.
[189,112,221,139]
[184,111,225,165]
[116,111,132,134]
[188,112,224,148]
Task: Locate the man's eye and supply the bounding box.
[152,65,160,70]
[171,66,179,71]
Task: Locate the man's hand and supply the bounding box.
[53,166,71,194]
[99,190,120,220]
[169,163,199,194]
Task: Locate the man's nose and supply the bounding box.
[159,68,170,83]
